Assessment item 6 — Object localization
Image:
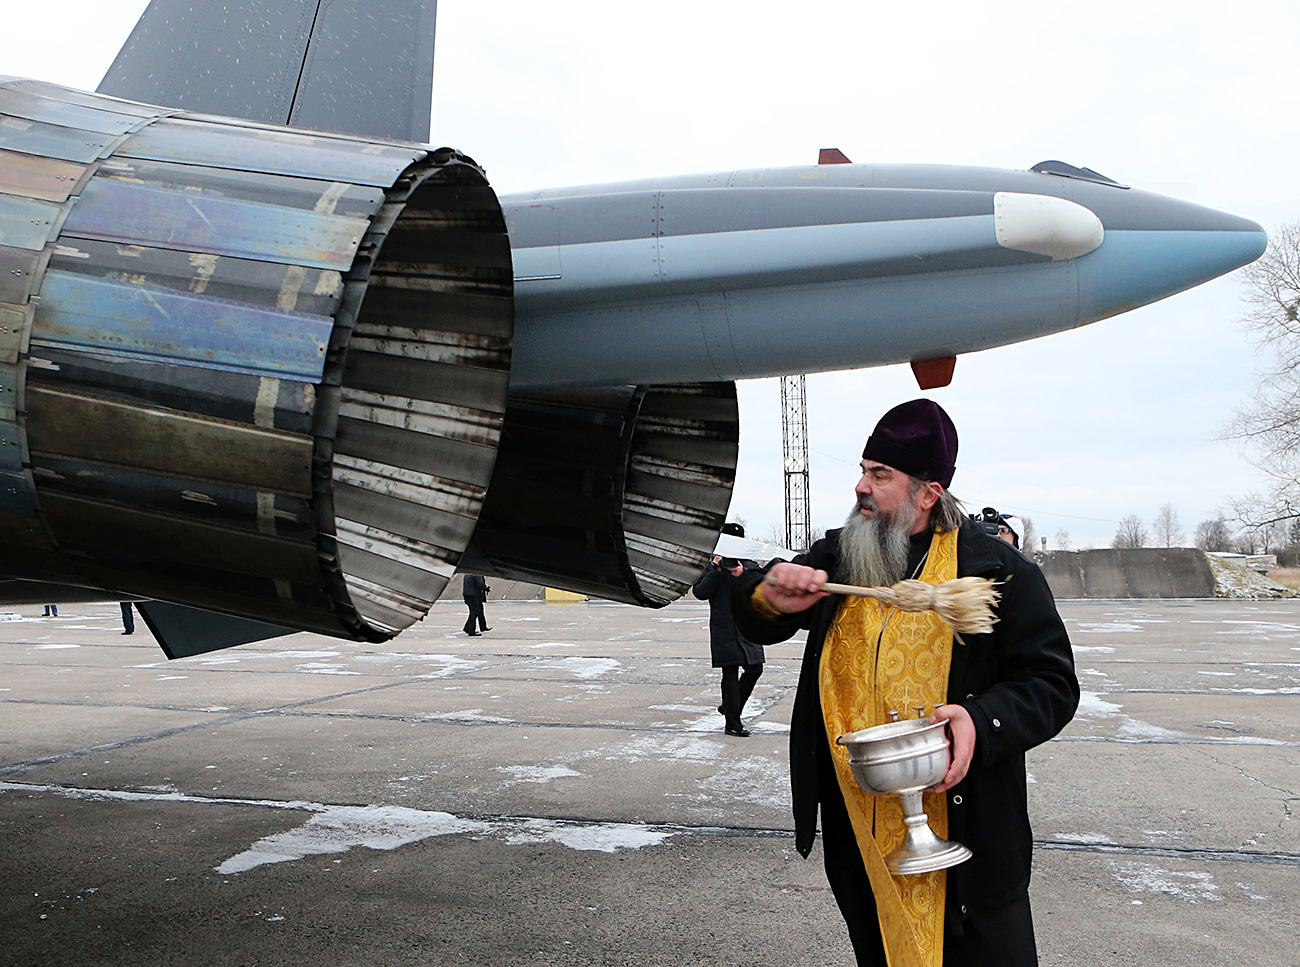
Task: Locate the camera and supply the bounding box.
[970,506,1001,538]
[716,557,741,570]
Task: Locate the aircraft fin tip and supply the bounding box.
[818,148,852,165]
[911,356,956,390]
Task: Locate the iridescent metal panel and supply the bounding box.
[117,119,424,187]
[95,158,385,219]
[47,240,343,318]
[27,347,316,435]
[0,194,64,251]
[0,88,142,135]
[0,149,89,203]
[33,271,333,381]
[0,83,517,644]
[0,115,118,163]
[2,80,166,119]
[62,179,369,270]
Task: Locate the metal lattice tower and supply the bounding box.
[781,375,811,551]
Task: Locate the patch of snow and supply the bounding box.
[534,657,621,679]
[1107,861,1221,903]
[1052,831,1116,845]
[0,782,683,874]
[496,765,582,785]
[503,819,674,852]
[216,804,491,874]
[421,709,513,725]
[295,663,360,675]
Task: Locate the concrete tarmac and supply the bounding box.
[1,597,1297,966]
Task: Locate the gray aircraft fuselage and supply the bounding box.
[501,163,1264,390]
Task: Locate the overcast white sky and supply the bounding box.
[5,1,1298,549]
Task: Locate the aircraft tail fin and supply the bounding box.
[97,0,438,142]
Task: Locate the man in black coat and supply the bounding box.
[732,400,1077,967]
[692,522,764,737]
[462,574,490,636]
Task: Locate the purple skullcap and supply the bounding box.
[861,399,958,488]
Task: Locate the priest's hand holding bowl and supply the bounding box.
[929,703,975,791]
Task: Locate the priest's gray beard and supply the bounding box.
[836,495,921,588]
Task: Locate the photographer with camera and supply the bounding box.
[972,506,1025,551]
[693,522,765,737]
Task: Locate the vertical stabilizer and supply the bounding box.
[97,0,437,142]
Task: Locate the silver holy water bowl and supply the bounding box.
[836,711,973,875]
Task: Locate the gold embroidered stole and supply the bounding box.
[820,527,958,967]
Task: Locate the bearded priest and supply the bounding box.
[732,399,1078,967]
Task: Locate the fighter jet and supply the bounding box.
[0,0,1266,656]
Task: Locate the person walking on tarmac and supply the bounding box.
[462,574,491,636]
[693,522,765,737]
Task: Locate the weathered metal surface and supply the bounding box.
[340,351,512,411]
[0,115,119,163]
[326,162,514,634]
[0,82,516,644]
[95,158,386,219]
[0,246,48,305]
[25,386,315,497]
[0,87,142,136]
[27,347,316,435]
[1,79,167,119]
[0,149,89,203]
[33,271,333,381]
[358,278,515,329]
[31,455,315,542]
[37,491,326,586]
[0,194,65,252]
[0,362,16,421]
[0,468,38,515]
[47,241,343,318]
[461,381,739,607]
[117,119,425,187]
[63,179,369,270]
[623,383,740,601]
[0,304,32,363]
[0,419,25,471]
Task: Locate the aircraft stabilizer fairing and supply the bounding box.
[501,165,1265,389]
